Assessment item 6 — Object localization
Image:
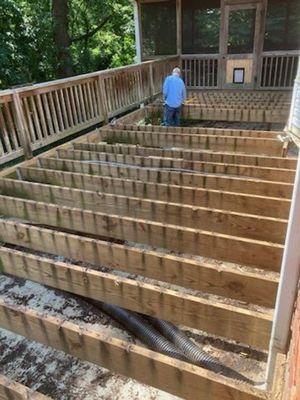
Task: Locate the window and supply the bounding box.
[227,8,256,54]
[141,0,177,56]
[182,0,220,54]
[264,0,300,51]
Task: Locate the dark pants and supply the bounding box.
[164,104,181,127]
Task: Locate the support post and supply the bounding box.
[149,62,155,99]
[265,67,300,389]
[98,76,109,124]
[176,0,182,57]
[254,0,267,89]
[134,0,142,63]
[218,0,227,89]
[12,91,33,160]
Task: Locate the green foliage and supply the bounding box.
[0,0,135,89]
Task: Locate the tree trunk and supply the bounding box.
[52,0,73,78]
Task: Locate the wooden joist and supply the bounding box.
[74,140,297,169]
[98,128,283,155]
[63,147,295,182]
[181,104,289,124]
[0,195,283,270]
[0,299,268,400]
[0,246,272,348]
[114,123,281,139]
[0,375,50,400]
[0,220,279,307]
[38,157,293,198]
[0,178,287,243]
[17,167,292,218]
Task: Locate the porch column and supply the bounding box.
[253,0,267,88]
[134,0,142,63]
[176,0,182,56]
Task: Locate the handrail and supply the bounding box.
[0,56,179,165]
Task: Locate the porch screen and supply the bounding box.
[141,0,176,57]
[182,0,220,54]
[264,0,300,51]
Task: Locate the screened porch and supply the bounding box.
[134,0,300,90]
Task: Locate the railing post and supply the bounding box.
[149,63,155,100]
[98,75,109,124]
[12,91,33,160]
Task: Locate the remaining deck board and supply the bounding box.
[98,128,283,156]
[0,300,268,400]
[59,148,295,182]
[38,157,293,198]
[0,220,279,307]
[0,195,283,270]
[0,375,50,400]
[0,246,272,348]
[17,167,292,218]
[74,141,297,169]
[0,178,287,243]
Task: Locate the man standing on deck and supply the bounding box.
[163,67,186,127]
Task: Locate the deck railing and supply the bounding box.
[0,56,178,166]
[260,51,299,89]
[182,52,299,90]
[182,55,219,89]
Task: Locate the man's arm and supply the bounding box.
[163,77,169,101]
[182,82,187,103]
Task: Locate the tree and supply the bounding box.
[0,0,135,89]
[52,0,74,78]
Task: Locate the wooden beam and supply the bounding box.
[0,375,51,400]
[18,167,292,218]
[0,300,269,400]
[0,178,287,243]
[0,195,283,270]
[38,157,293,198]
[0,220,279,307]
[65,147,295,183]
[0,246,273,348]
[75,140,297,169]
[114,123,282,139]
[181,104,289,124]
[98,128,283,156]
[176,0,182,55]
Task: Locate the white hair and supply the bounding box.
[172,67,181,76]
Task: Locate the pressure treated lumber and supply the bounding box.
[0,375,50,400]
[0,300,268,400]
[39,157,293,198]
[0,195,283,270]
[98,128,283,155]
[181,104,288,124]
[114,123,281,139]
[74,141,297,169]
[18,167,292,218]
[0,178,287,243]
[0,246,272,348]
[61,148,294,182]
[0,220,279,307]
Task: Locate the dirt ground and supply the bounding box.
[0,265,267,399]
[0,275,182,400]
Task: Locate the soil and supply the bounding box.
[0,275,180,400]
[0,243,267,399]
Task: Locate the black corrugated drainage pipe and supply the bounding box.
[94,300,255,385]
[145,315,255,385]
[95,301,188,362]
